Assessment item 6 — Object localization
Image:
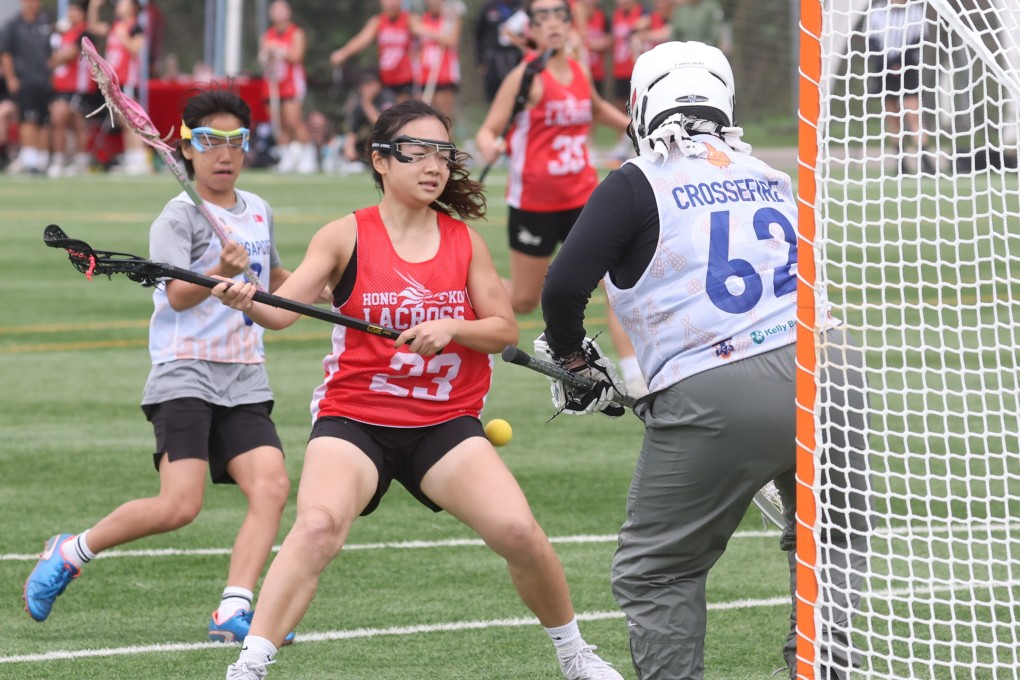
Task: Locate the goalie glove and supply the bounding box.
[533,334,627,417]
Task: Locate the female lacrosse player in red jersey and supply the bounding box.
[24,89,295,646]
[475,0,647,397]
[259,0,316,174]
[411,0,463,123]
[86,0,150,174]
[215,100,623,680]
[330,0,416,101]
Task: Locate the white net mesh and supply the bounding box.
[809,0,1020,677]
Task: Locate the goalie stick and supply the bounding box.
[501,344,787,530]
[43,225,402,341]
[478,48,556,183]
[501,343,635,407]
[79,37,261,288]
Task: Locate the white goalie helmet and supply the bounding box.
[628,41,736,141]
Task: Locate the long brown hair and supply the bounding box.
[370,100,487,222]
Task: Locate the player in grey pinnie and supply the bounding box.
[536,41,873,680]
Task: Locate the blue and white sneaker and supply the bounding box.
[209,610,295,645]
[23,533,81,622]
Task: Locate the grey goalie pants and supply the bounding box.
[611,328,871,680]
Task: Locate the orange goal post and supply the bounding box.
[796,1,1020,678]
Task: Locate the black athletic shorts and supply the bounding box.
[613,77,631,102]
[309,415,486,515]
[868,55,921,98]
[142,398,282,485]
[15,82,52,124]
[53,91,105,116]
[508,205,584,257]
[430,82,459,94]
[383,81,415,99]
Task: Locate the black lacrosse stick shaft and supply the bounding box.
[43,225,402,341]
[500,344,636,407]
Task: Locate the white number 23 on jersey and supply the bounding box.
[369,352,462,401]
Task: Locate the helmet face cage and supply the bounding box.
[628,41,736,141]
[371,135,461,165]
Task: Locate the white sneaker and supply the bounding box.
[47,153,67,178]
[295,143,317,174]
[6,156,26,175]
[559,644,624,680]
[226,659,274,680]
[275,144,295,173]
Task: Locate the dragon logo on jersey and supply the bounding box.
[395,271,462,306]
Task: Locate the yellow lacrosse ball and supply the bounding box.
[484,419,513,447]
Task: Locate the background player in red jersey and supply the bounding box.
[475,0,647,397]
[411,0,463,124]
[330,0,416,102]
[47,0,99,177]
[87,0,150,174]
[259,0,315,174]
[214,100,625,680]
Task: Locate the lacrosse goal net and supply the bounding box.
[796,1,1020,678]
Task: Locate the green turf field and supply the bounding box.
[1,169,797,679]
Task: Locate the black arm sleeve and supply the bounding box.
[541,163,659,356]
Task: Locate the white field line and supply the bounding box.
[9,577,1020,665]
[5,519,1016,563]
[0,530,775,562]
[0,600,790,665]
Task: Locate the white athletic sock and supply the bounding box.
[217,586,254,620]
[619,356,642,383]
[545,618,583,656]
[60,530,95,570]
[238,635,278,664]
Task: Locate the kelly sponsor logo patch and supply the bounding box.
[750,320,795,344]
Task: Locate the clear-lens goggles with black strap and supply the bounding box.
[371,136,459,164]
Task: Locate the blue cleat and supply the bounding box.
[209,609,295,645]
[23,533,81,622]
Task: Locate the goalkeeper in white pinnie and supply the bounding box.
[536,41,873,680]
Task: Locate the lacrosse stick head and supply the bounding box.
[80,37,173,153]
[43,225,161,286]
[44,224,102,279]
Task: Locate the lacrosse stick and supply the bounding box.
[266,51,283,141]
[501,344,787,530]
[79,36,261,288]
[43,225,402,341]
[421,46,442,106]
[501,343,635,407]
[478,47,555,183]
[421,0,466,105]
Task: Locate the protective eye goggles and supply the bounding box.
[528,5,570,24]
[371,136,459,164]
[180,122,250,153]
